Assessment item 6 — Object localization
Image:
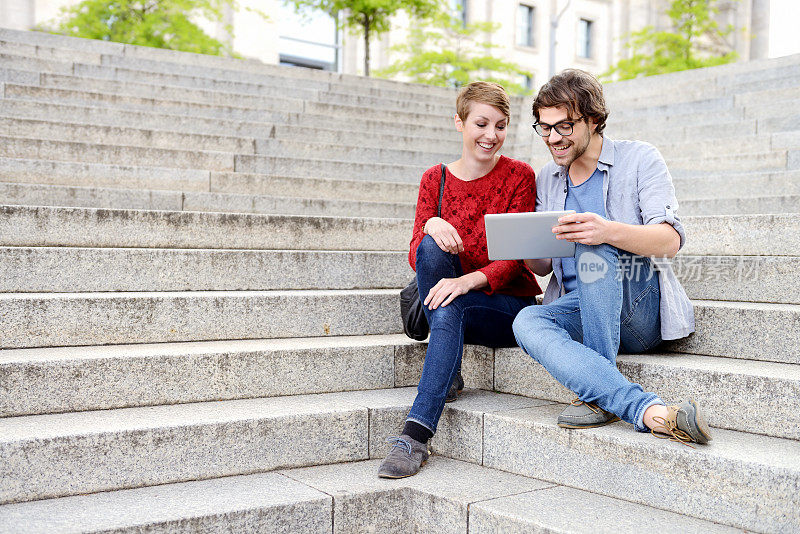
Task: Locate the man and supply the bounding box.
[512,69,711,445]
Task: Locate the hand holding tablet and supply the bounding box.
[485,210,577,260]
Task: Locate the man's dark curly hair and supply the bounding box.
[532,69,609,135]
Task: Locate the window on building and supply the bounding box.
[451,0,468,26]
[578,18,593,59]
[516,5,535,47]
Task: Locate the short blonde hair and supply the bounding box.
[456,81,510,123]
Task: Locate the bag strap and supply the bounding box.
[437,163,446,218]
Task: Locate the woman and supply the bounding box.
[378,81,542,479]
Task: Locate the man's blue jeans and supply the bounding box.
[406,236,534,434]
[512,243,664,431]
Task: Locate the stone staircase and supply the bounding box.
[0,28,798,533]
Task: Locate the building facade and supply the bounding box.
[1,0,769,84]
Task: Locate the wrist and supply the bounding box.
[466,270,488,290]
[604,219,622,246]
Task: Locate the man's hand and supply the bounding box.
[424,217,464,254]
[424,271,488,310]
[553,212,610,245]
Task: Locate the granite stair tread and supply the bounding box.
[0,457,743,534]
[1,387,796,530]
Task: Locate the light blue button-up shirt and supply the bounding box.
[536,137,695,340]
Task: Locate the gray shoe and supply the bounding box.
[445,371,464,403]
[652,399,713,446]
[377,434,431,479]
[557,398,620,429]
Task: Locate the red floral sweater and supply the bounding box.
[409,155,541,297]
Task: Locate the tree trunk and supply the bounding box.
[363,14,371,76]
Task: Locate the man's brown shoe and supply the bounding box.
[651,399,713,446]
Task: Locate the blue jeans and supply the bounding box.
[406,236,534,433]
[512,243,663,431]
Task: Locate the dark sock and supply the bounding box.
[403,420,433,444]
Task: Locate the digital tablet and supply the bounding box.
[485,210,576,260]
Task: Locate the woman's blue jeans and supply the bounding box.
[512,243,664,431]
[406,236,534,434]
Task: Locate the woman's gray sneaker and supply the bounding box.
[652,399,713,446]
[557,398,620,429]
[377,435,431,478]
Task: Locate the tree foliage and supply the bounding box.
[42,0,263,56]
[284,0,438,76]
[603,0,738,80]
[375,11,533,95]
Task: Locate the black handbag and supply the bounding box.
[400,164,446,341]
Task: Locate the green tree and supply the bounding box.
[284,0,438,76]
[603,0,738,80]
[374,11,533,95]
[42,0,264,56]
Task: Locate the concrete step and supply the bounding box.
[0,335,429,416]
[0,39,102,66]
[2,135,236,171]
[285,458,740,534]
[0,156,210,192]
[679,194,800,215]
[4,79,462,128]
[481,399,800,533]
[1,205,795,257]
[604,55,800,102]
[0,96,291,140]
[675,255,800,305]
[0,471,331,534]
[0,53,73,75]
[2,387,796,531]
[0,289,401,348]
[0,205,408,250]
[0,115,257,153]
[253,137,455,166]
[0,96,458,144]
[496,347,800,440]
[3,82,306,119]
[681,213,800,256]
[0,246,409,293]
[0,392,373,504]
[270,121,462,154]
[0,181,415,217]
[39,69,321,103]
[209,171,418,203]
[666,300,800,364]
[0,457,737,534]
[232,153,424,182]
[672,169,800,198]
[0,66,40,84]
[0,95,462,154]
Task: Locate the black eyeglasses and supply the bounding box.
[532,117,584,137]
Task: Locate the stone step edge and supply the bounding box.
[0,178,417,210]
[2,386,797,532]
[3,333,797,440]
[1,133,449,169]
[0,457,742,534]
[6,176,800,209]
[3,81,453,127]
[0,112,463,153]
[0,89,463,138]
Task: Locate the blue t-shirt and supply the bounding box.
[561,167,606,293]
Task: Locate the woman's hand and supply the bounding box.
[552,212,612,245]
[424,271,488,310]
[424,217,464,254]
